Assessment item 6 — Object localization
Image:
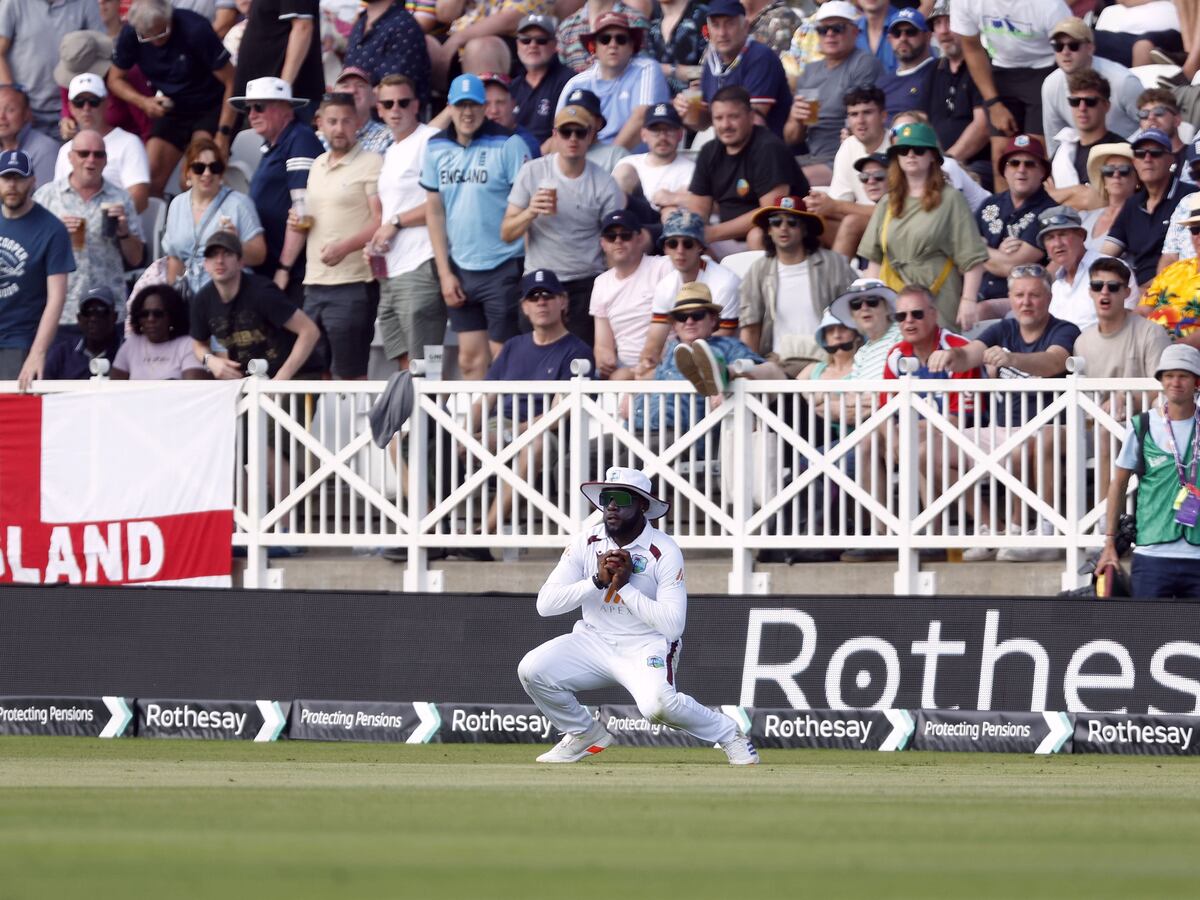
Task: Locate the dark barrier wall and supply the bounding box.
[1,585,1199,714]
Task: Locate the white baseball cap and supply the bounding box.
[581,466,669,520]
[68,72,107,101]
[815,1,860,23]
[229,76,308,110]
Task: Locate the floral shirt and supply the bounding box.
[786,11,824,80]
[646,0,709,94]
[1139,258,1200,342]
[31,178,143,324]
[558,0,652,72]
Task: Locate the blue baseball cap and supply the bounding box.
[660,208,706,245]
[0,150,32,178]
[601,209,641,232]
[1130,128,1172,150]
[518,268,565,298]
[706,0,746,17]
[889,8,928,32]
[644,102,682,128]
[448,74,485,106]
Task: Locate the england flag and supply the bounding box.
[0,383,239,587]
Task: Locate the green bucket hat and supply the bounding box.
[887,121,943,162]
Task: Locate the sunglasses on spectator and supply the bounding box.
[73,149,107,159]
[672,310,711,322]
[858,170,886,183]
[664,238,698,250]
[826,340,857,352]
[78,305,111,318]
[595,32,630,45]
[136,26,170,43]
[890,26,920,38]
[1101,164,1133,177]
[1051,40,1082,52]
[1067,95,1101,108]
[1011,263,1047,279]
[1133,148,1168,159]
[602,229,635,242]
[557,126,589,140]
[1138,105,1175,119]
[137,308,167,319]
[1089,279,1124,292]
[767,214,801,228]
[815,23,847,36]
[518,35,552,46]
[1189,225,1200,236]
[189,161,225,176]
[1006,158,1041,170]
[70,96,103,108]
[598,489,635,508]
[893,309,926,322]
[378,97,415,109]
[849,297,883,311]
[524,290,557,302]
[895,146,929,157]
[248,103,277,114]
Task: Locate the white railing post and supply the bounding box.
[1062,357,1089,591]
[894,358,933,595]
[728,377,754,593]
[87,358,110,381]
[404,362,435,592]
[243,359,269,589]
[569,360,591,527]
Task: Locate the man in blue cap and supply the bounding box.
[421,73,531,380]
[612,102,695,214]
[680,0,792,138]
[0,150,75,389]
[878,8,935,118]
[42,284,122,380]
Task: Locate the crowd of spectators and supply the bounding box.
[0,0,1199,568]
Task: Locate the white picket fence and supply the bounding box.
[219,359,1157,595]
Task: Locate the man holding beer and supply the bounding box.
[232,76,323,308]
[501,102,624,346]
[295,91,381,380]
[33,129,143,339]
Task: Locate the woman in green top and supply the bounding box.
[857,120,988,331]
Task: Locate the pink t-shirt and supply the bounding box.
[589,255,674,368]
[113,334,203,380]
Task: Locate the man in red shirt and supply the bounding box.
[882,283,982,525]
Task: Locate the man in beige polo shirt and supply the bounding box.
[293,92,383,379]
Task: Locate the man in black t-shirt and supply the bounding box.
[686,86,808,259]
[189,231,320,379]
[232,0,325,123]
[926,2,990,188]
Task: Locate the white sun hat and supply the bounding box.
[229,77,309,111]
[581,466,669,520]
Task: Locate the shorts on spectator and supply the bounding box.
[378,258,446,361]
[987,66,1055,136]
[0,346,26,380]
[304,281,379,379]
[151,103,222,153]
[450,257,523,343]
[763,352,810,379]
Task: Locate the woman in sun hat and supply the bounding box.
[857,120,988,331]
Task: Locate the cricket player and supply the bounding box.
[518,466,760,765]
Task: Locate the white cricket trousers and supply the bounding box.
[517,623,738,743]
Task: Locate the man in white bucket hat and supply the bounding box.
[517,465,760,765]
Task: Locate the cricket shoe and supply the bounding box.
[536,721,613,763]
[719,731,760,766]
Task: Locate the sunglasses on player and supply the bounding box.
[598,489,636,508]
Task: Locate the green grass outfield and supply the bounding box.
[1,738,1199,899]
